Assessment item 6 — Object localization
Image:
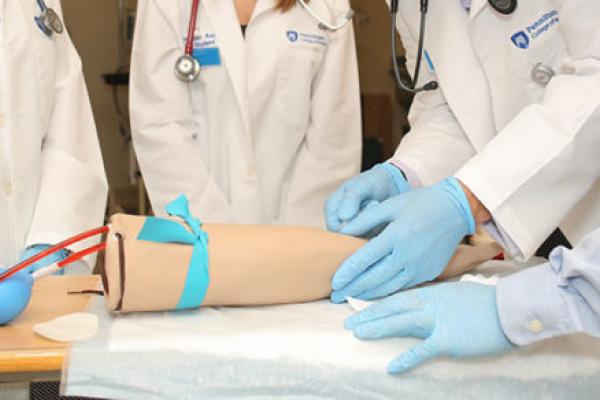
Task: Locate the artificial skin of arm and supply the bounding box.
[99,197,502,313]
[102,216,363,312]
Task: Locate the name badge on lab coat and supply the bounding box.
[192,47,221,67]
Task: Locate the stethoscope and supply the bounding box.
[174,0,354,82]
[391,0,520,94]
[34,0,64,37]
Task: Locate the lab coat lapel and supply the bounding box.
[13,0,34,45]
[425,0,497,150]
[154,0,182,40]
[468,0,488,19]
[251,0,277,23]
[202,0,250,130]
[11,0,39,114]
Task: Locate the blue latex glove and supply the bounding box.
[0,269,34,325]
[19,244,68,275]
[325,163,410,233]
[345,282,516,374]
[331,177,475,303]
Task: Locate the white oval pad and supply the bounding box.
[34,312,98,342]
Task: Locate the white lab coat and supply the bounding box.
[0,0,108,269]
[390,0,600,259]
[130,0,361,228]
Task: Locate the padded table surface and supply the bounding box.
[63,261,600,400]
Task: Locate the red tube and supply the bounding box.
[185,0,200,56]
[58,242,108,268]
[0,225,109,282]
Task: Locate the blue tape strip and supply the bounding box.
[137,195,209,310]
[180,243,210,309]
[192,47,221,67]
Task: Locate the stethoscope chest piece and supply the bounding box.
[36,7,63,36]
[488,0,517,15]
[531,63,555,86]
[174,54,201,82]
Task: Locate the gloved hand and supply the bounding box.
[0,269,34,325]
[325,163,410,233]
[331,177,475,303]
[345,282,516,374]
[19,244,68,275]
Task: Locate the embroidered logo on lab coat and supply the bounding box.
[286,31,328,47]
[511,31,529,49]
[511,10,559,50]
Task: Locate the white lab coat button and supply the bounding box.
[3,183,12,196]
[528,319,544,334]
[531,63,555,86]
[0,113,7,128]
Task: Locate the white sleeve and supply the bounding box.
[389,8,476,187]
[130,0,236,220]
[26,1,108,270]
[455,0,600,259]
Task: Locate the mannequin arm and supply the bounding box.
[202,224,365,306]
[103,215,501,312]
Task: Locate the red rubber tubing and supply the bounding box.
[58,242,108,268]
[0,225,109,282]
[185,0,200,55]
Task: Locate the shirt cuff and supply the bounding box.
[455,167,541,259]
[497,264,582,346]
[483,220,524,260]
[388,160,423,188]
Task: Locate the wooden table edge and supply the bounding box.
[0,348,66,373]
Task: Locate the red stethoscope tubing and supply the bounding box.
[185,0,201,56]
[0,225,109,282]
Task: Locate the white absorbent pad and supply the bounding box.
[63,261,600,400]
[34,312,98,342]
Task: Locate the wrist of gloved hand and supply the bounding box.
[443,177,476,235]
[19,244,69,275]
[377,163,410,194]
[345,282,516,374]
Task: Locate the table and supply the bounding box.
[63,261,600,400]
[0,276,100,399]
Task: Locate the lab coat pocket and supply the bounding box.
[276,46,325,130]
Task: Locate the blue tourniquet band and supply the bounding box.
[137,195,209,309]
